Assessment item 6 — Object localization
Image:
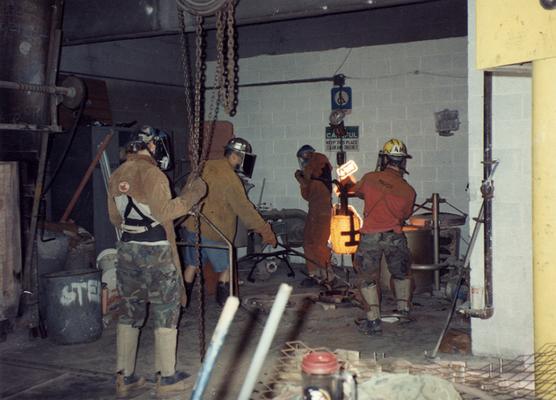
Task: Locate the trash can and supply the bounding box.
[44,269,103,344]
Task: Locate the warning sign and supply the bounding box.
[325,126,359,151]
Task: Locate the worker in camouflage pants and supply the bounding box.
[108,126,206,398]
[350,139,416,336]
[116,242,180,330]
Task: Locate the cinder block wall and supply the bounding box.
[467,0,534,357]
[214,38,469,224]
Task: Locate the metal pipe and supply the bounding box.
[198,212,236,297]
[45,0,63,129]
[190,296,240,400]
[22,131,50,332]
[59,69,335,90]
[482,71,494,315]
[0,123,60,132]
[0,80,74,96]
[60,131,114,222]
[237,283,293,400]
[427,202,484,358]
[431,193,441,291]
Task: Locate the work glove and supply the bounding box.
[179,175,207,211]
[256,222,278,248]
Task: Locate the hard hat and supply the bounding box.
[225,137,253,155]
[296,144,316,170]
[225,137,257,178]
[382,139,412,158]
[138,125,156,143]
[126,126,173,171]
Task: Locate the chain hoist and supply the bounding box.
[176,0,238,361]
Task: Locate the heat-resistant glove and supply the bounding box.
[256,222,277,248]
[179,175,207,211]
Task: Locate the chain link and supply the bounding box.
[225,0,238,116]
[175,0,238,361]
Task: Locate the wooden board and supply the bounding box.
[477,0,556,69]
[203,121,234,160]
[0,162,22,320]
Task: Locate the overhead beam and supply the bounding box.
[62,0,441,45]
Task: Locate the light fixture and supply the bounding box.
[434,109,460,137]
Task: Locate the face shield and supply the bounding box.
[234,150,257,178]
[137,127,173,171]
[298,154,311,170]
[151,131,172,171]
[375,153,409,174]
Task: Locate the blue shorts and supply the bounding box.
[181,229,230,273]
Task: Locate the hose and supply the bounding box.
[42,97,87,196]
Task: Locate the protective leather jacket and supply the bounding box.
[182,158,267,242]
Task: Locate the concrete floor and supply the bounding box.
[0,262,481,400]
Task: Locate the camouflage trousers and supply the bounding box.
[116,241,180,329]
[354,231,411,285]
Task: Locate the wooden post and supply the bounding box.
[0,162,22,322]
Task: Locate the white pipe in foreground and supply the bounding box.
[237,283,293,400]
[190,296,240,400]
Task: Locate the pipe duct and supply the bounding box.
[0,0,52,125]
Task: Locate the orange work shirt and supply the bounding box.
[354,167,416,234]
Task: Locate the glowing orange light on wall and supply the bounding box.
[330,204,361,254]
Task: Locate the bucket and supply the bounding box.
[38,230,70,321]
[44,269,102,344]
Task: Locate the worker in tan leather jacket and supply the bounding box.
[181,137,277,306]
[107,126,207,397]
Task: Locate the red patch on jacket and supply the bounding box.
[118,181,130,193]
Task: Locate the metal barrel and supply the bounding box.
[44,268,103,344]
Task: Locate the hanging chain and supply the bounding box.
[177,8,207,360]
[177,9,194,167]
[193,15,207,361]
[176,0,238,361]
[224,0,238,116]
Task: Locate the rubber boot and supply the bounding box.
[393,278,412,315]
[216,281,229,307]
[360,284,381,321]
[359,284,382,335]
[155,328,191,397]
[116,324,145,398]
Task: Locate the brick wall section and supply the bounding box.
[467,0,534,358]
[212,38,469,221]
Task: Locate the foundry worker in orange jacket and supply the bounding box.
[107,126,207,397]
[181,137,277,306]
[350,138,416,336]
[294,145,333,286]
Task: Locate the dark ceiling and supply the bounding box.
[62,0,467,59]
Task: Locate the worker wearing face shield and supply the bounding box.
[294,145,333,286]
[350,138,416,336]
[107,125,207,397]
[181,137,277,307]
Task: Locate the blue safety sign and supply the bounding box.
[331,86,352,111]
